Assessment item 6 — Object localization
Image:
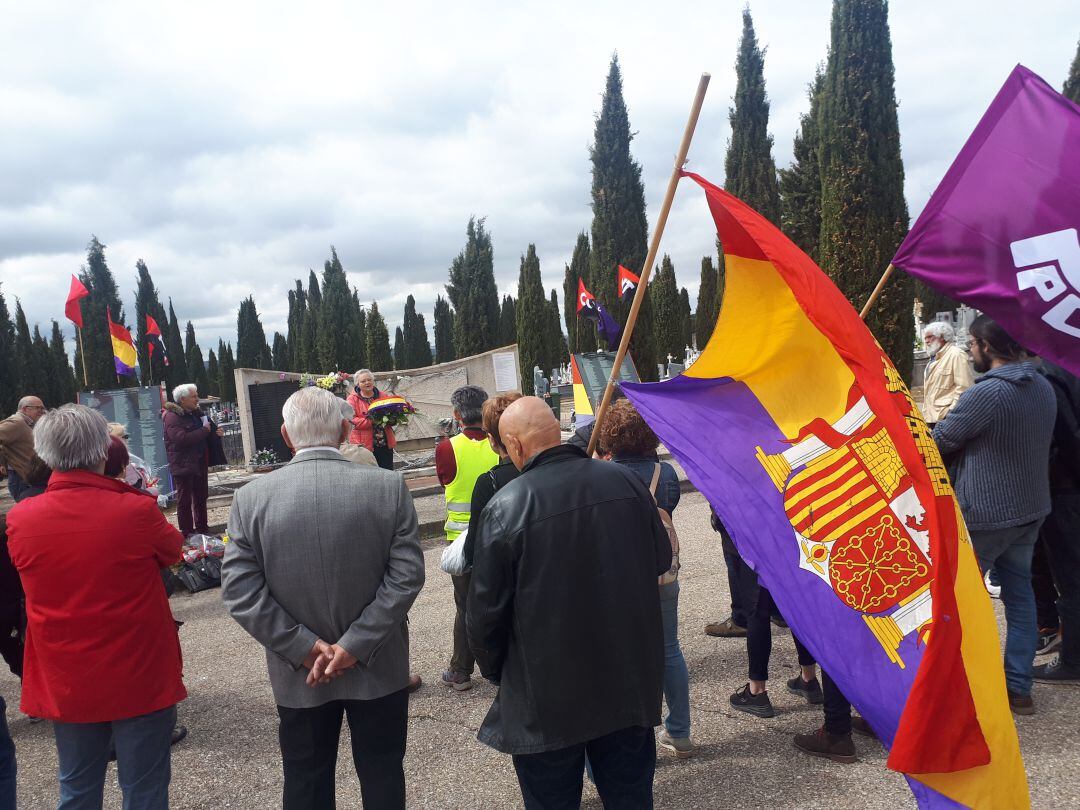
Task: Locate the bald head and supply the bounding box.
[18,396,45,424]
[500,396,561,470]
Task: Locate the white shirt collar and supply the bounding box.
[294,446,343,457]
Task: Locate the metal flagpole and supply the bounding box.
[586,73,711,457]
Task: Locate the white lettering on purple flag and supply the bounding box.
[1011,228,1080,339]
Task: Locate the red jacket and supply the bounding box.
[346,389,397,451]
[6,470,187,722]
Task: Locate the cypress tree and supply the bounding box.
[134,260,170,387]
[49,321,76,405]
[403,295,432,368]
[219,342,237,402]
[393,327,405,370]
[348,291,367,371]
[514,245,548,395]
[819,0,912,381]
[589,56,657,379]
[184,322,209,394]
[695,257,720,349]
[1064,39,1080,104]
[779,68,825,261]
[562,233,591,355]
[300,272,321,371]
[14,303,46,401]
[446,218,500,357]
[272,332,289,371]
[31,325,61,406]
[679,288,693,352]
[365,302,393,372]
[498,295,517,348]
[206,349,220,397]
[318,247,354,370]
[433,295,455,363]
[164,300,189,391]
[78,237,126,390]
[286,281,306,371]
[546,290,568,371]
[236,296,272,370]
[649,257,684,363]
[0,286,19,414]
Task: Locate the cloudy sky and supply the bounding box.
[1,1,1076,356]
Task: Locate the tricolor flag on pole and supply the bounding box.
[108,309,138,377]
[64,275,89,327]
[146,315,169,366]
[576,278,622,350]
[893,65,1080,376]
[622,172,1028,809]
[617,265,640,301]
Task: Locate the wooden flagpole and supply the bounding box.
[859,263,896,320]
[586,73,711,457]
[76,325,89,387]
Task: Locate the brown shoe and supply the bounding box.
[793,726,857,763]
[408,674,423,694]
[851,716,876,739]
[704,617,747,638]
[1008,691,1035,716]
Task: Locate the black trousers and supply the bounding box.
[1043,490,1080,666]
[737,562,813,682]
[720,528,748,627]
[1032,535,1060,631]
[277,689,408,810]
[821,670,852,736]
[512,726,655,810]
[373,446,394,470]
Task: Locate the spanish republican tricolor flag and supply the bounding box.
[622,172,1028,809]
[107,309,138,377]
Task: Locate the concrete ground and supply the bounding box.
[3,491,1077,808]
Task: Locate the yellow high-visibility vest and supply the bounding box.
[443,432,500,543]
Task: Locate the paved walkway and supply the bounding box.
[2,492,1076,808]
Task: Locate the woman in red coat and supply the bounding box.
[7,405,185,809]
[346,368,398,470]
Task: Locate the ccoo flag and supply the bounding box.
[622,172,1028,809]
[893,65,1080,376]
[108,309,138,377]
[617,265,640,301]
[576,279,622,350]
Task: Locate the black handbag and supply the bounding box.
[175,556,221,593]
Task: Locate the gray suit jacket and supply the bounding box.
[221,448,425,708]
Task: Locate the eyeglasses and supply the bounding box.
[122,434,130,440]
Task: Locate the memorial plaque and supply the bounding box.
[572,351,640,411]
[79,387,171,491]
[247,380,298,464]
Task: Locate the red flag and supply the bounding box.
[146,315,162,337]
[575,278,596,313]
[617,265,640,300]
[145,315,170,366]
[65,275,89,327]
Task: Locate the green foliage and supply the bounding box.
[433,294,455,363]
[300,271,321,372]
[779,69,825,262]
[819,0,912,381]
[1064,39,1080,104]
[446,218,500,357]
[348,290,367,372]
[49,321,76,405]
[218,341,236,402]
[206,349,220,398]
[77,237,126,390]
[14,303,46,402]
[164,300,189,393]
[402,295,433,369]
[31,325,60,406]
[695,257,720,349]
[515,245,549,395]
[589,56,656,379]
[236,296,273,370]
[272,332,289,371]
[317,247,356,370]
[134,260,169,387]
[726,9,782,224]
[393,326,405,369]
[545,289,568,372]
[184,321,210,395]
[649,256,684,362]
[498,295,517,348]
[0,286,18,415]
[562,232,590,354]
[365,301,393,371]
[286,283,305,371]
[678,288,693,352]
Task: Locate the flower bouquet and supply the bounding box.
[251,447,279,472]
[297,371,352,394]
[367,396,418,429]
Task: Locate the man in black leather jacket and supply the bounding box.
[467,397,671,808]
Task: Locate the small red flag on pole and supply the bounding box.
[65,275,89,327]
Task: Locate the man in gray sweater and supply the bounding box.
[933,315,1055,715]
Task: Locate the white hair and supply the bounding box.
[34,404,110,472]
[353,368,374,386]
[173,383,198,402]
[282,387,348,449]
[922,322,956,343]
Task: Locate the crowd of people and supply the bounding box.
[0,311,1076,809]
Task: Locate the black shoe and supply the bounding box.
[1033,656,1080,684]
[1036,629,1062,656]
[171,725,188,746]
[786,675,824,704]
[730,683,775,718]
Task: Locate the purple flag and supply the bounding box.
[893,65,1080,376]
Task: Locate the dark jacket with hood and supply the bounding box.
[1040,361,1080,492]
[933,361,1056,531]
[162,402,225,478]
[466,443,671,755]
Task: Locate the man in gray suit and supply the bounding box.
[222,386,425,810]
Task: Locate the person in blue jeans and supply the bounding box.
[598,399,694,758]
[933,315,1056,714]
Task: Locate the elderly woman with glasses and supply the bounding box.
[6,404,186,808]
[346,369,398,470]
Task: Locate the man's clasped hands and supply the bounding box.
[302,640,358,687]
